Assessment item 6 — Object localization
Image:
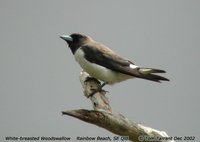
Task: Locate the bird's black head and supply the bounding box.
[60,33,90,54]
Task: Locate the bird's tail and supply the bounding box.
[137,67,170,82]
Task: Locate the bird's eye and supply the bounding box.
[70,34,86,43]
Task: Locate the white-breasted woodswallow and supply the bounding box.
[60,33,169,86]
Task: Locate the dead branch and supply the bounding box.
[62,71,174,142]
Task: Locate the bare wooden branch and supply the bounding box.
[62,109,174,142]
[79,71,112,112]
[62,71,174,142]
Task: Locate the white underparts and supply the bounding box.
[74,49,134,84]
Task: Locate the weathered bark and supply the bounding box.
[62,71,174,142]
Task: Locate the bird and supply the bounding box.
[60,33,169,89]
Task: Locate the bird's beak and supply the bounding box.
[60,35,73,42]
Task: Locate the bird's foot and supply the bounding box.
[89,82,108,97]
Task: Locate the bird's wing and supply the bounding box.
[81,45,139,77]
[81,44,169,82]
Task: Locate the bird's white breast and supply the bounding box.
[74,48,133,84]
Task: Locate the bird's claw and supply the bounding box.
[89,87,108,97]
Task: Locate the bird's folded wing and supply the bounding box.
[81,45,140,77]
